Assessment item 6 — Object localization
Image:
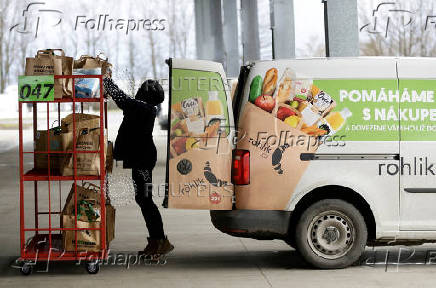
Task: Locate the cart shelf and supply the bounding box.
[19,98,102,104]
[23,169,101,181]
[20,234,103,261]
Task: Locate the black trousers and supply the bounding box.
[132,168,165,239]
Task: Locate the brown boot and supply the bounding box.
[155,236,174,255]
[139,238,159,256]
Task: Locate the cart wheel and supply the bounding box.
[159,258,167,265]
[20,263,32,276]
[86,261,100,274]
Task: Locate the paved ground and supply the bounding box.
[2,112,436,287]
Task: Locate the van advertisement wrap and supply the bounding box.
[314,79,398,141]
[236,66,436,210]
[167,61,436,212]
[168,67,233,210]
[248,74,436,143]
[318,79,436,141]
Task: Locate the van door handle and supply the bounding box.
[404,188,436,193]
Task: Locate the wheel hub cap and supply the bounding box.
[307,210,355,260]
[322,227,339,244]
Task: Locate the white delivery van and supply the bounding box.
[165,57,436,269]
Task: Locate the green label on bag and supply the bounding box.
[18,75,54,101]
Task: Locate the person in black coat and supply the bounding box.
[103,77,174,256]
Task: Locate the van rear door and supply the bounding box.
[165,58,234,210]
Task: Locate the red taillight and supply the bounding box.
[232,149,250,185]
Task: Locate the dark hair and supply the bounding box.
[135,80,164,106]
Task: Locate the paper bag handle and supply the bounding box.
[77,55,95,61]
[96,52,108,62]
[78,53,109,64]
[36,49,65,57]
[82,182,100,192]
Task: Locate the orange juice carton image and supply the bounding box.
[318,107,352,135]
[205,91,225,126]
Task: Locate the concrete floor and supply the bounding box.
[2,119,436,287]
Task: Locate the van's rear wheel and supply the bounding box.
[295,199,367,269]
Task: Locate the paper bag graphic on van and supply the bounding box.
[168,137,233,210]
[235,64,356,210]
[235,103,319,210]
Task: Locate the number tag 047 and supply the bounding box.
[18,76,54,101]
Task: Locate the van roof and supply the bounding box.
[250,56,436,64]
[247,57,436,79]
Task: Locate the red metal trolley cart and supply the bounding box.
[17,74,109,275]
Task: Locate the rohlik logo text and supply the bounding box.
[379,157,435,176]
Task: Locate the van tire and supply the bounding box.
[295,199,367,269]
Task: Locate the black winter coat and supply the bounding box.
[103,78,157,169]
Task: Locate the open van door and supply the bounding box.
[164,59,234,210]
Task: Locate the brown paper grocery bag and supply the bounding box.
[168,138,233,210]
[74,54,112,77]
[106,141,114,174]
[235,102,319,210]
[61,129,106,176]
[62,207,115,252]
[62,183,101,220]
[61,183,115,251]
[34,128,64,172]
[25,49,73,99]
[106,204,116,243]
[61,113,100,134]
[62,215,101,252]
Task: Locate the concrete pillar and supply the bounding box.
[195,0,212,60]
[194,0,225,64]
[211,0,225,65]
[270,0,295,59]
[323,0,359,57]
[241,0,260,63]
[222,0,239,77]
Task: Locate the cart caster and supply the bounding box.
[86,261,100,274]
[20,263,32,276]
[159,258,167,265]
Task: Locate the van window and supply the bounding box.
[171,68,230,137]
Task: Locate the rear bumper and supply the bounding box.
[210,210,292,240]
